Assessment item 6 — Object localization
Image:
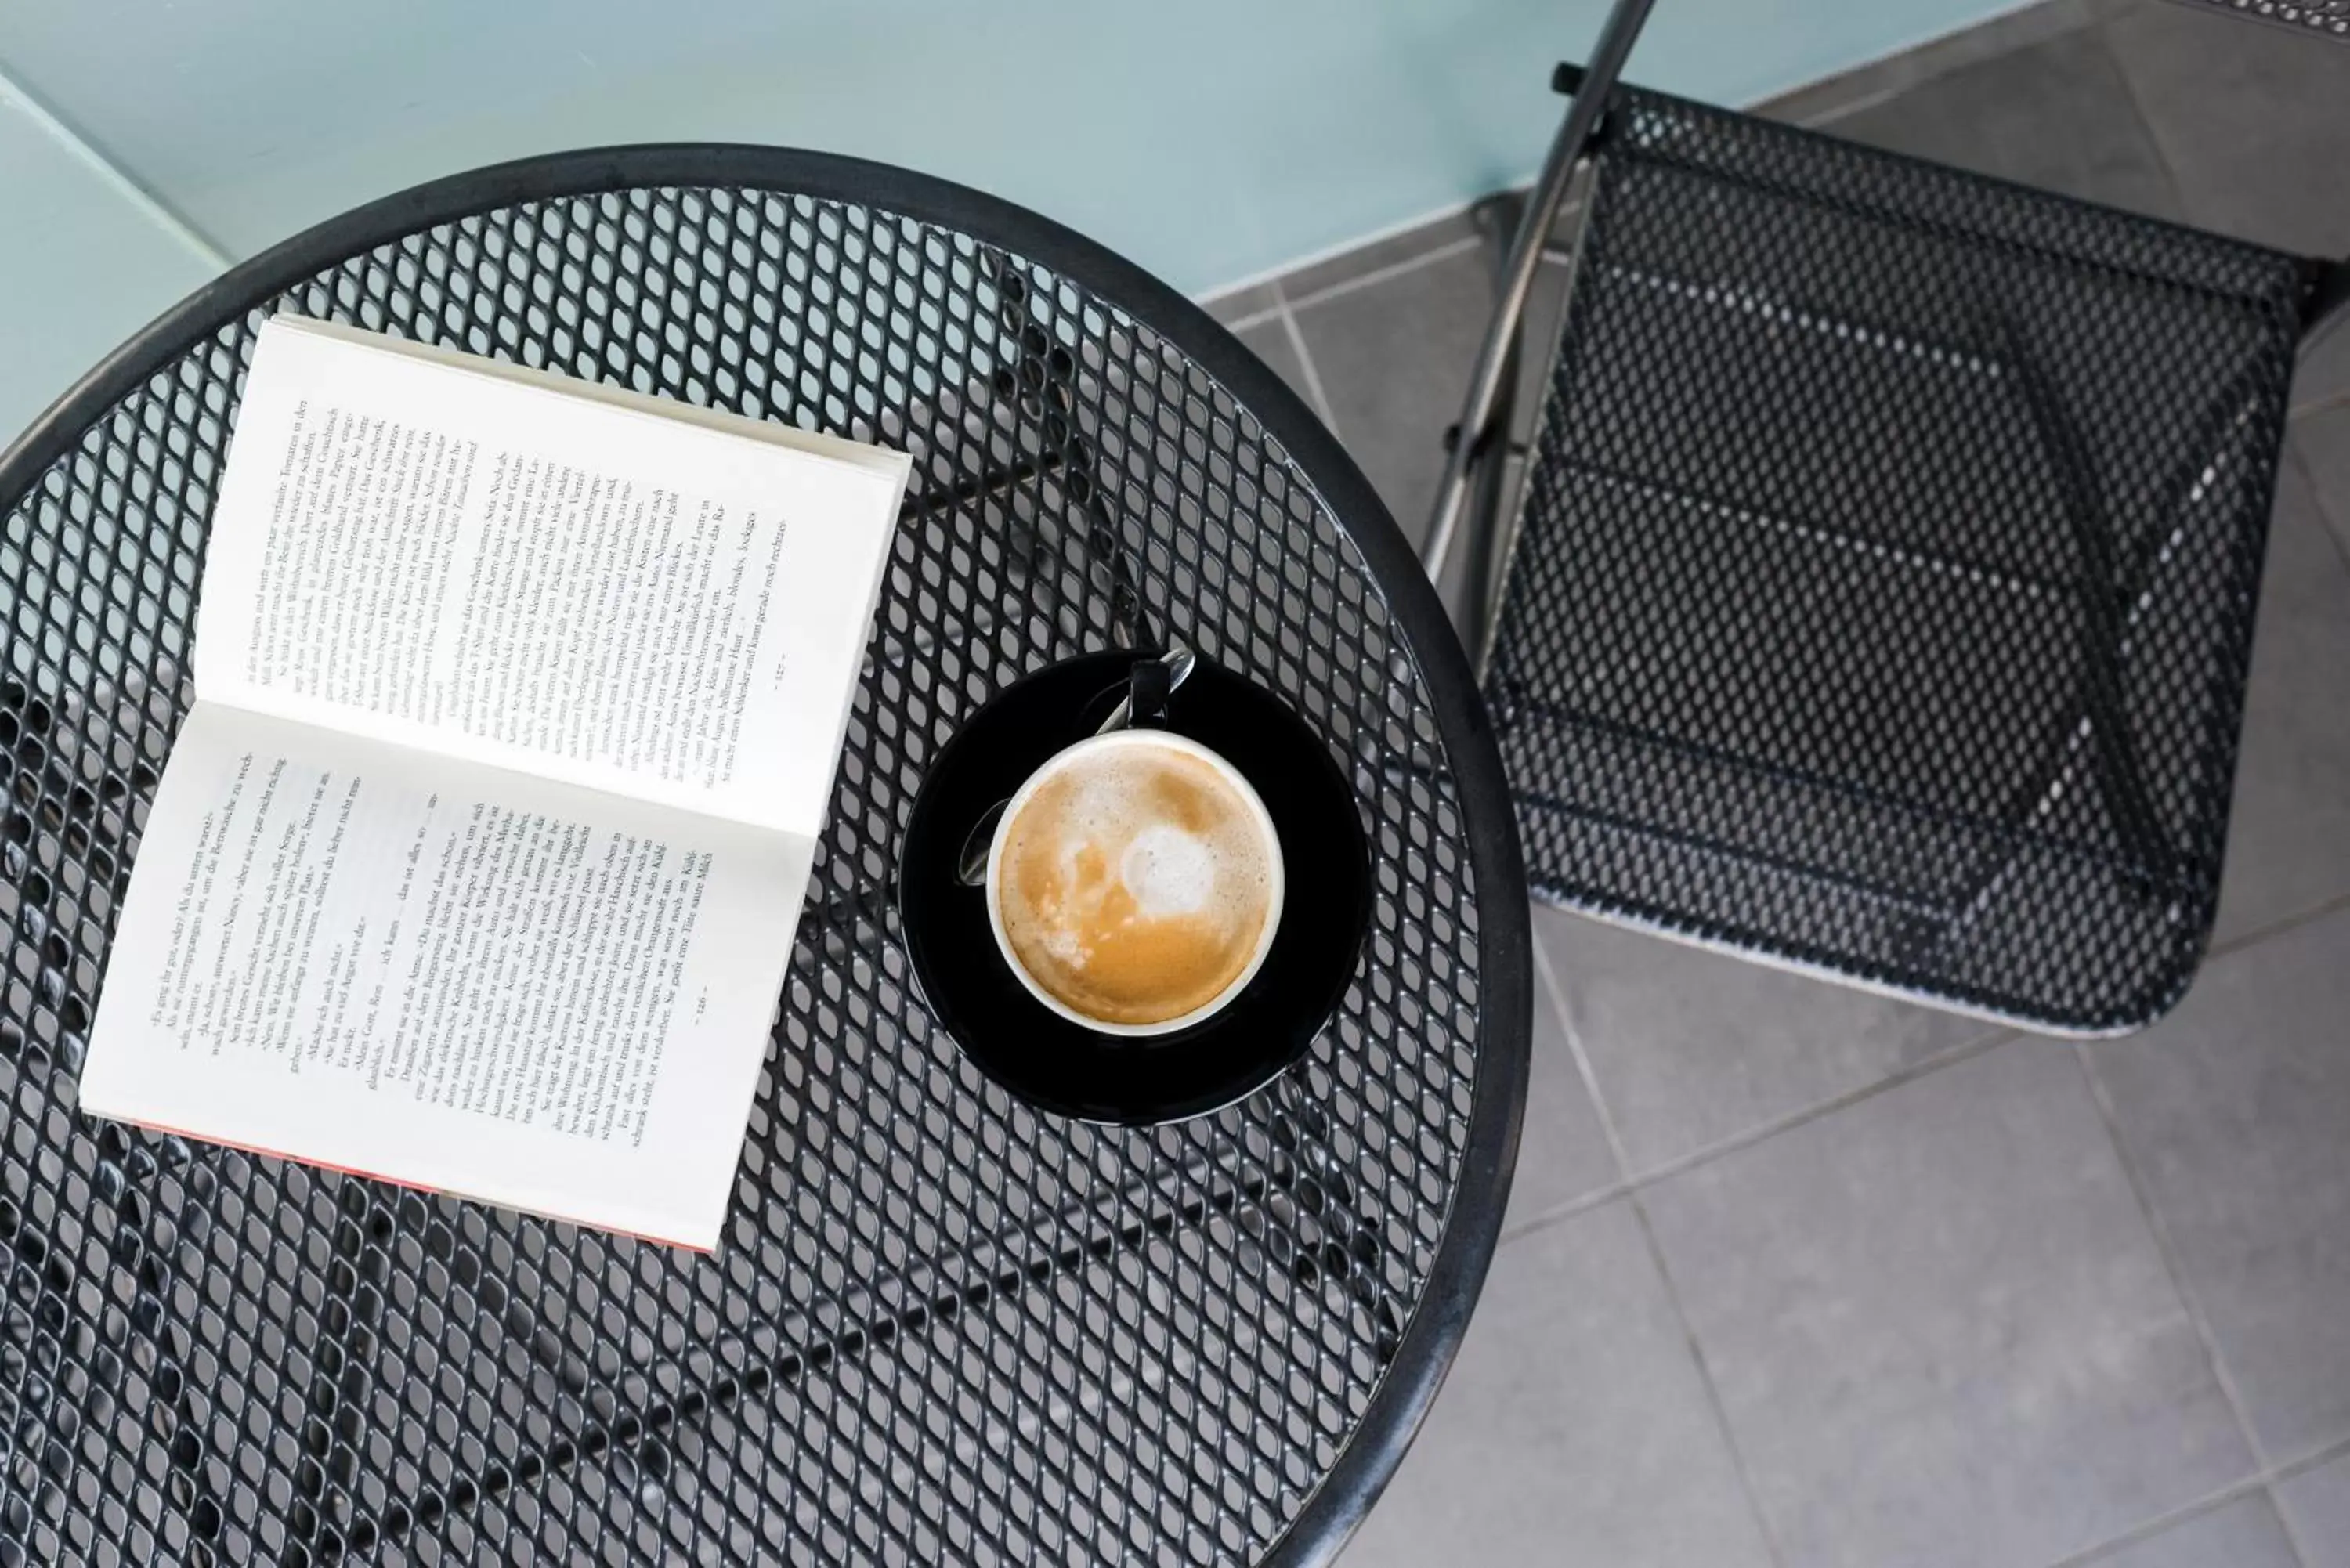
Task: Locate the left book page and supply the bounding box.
[78,704,809,1251]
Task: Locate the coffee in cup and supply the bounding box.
[985,730,1284,1035]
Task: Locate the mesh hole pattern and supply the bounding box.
[1488,84,2308,1032]
[0,171,1498,1565]
[2169,0,2350,38]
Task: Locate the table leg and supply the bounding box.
[981,252,1160,653]
[287,1184,397,1559]
[0,1121,244,1560]
[874,331,1158,677]
[316,1147,1259,1555]
[1258,1077,1409,1365]
[321,1076,1401,1555]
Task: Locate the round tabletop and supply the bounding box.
[0,147,1529,1567]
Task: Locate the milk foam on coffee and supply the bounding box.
[996,742,1274,1027]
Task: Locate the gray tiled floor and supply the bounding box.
[2297,335,2350,421]
[2101,0,2350,259]
[1500,941,1618,1234]
[1340,1201,1777,1568]
[2089,909,2350,1466]
[1285,243,1493,540]
[1195,2,2350,1563]
[1535,905,1998,1176]
[1826,23,2184,221]
[2212,447,2350,945]
[1227,310,1321,419]
[1647,1040,2251,1568]
[2303,403,2350,556]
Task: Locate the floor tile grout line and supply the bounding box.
[1511,947,2184,1560]
[1261,194,1566,329]
[1763,0,2113,132]
[2073,1037,2269,1462]
[2085,11,2198,226]
[1531,939,1793,1568]
[2275,1429,2350,1485]
[1267,279,1341,439]
[1505,921,2023,1247]
[2282,438,2350,583]
[2208,887,2350,960]
[2067,1039,2296,1562]
[2274,1433,2350,1568]
[1278,234,1485,317]
[2040,1472,2274,1568]
[1619,1191,1794,1568]
[1625,1023,2019,1191]
[2287,388,2350,424]
[1500,661,2324,1244]
[0,57,234,275]
[1529,938,1636,1179]
[1502,941,1639,1241]
[1496,1177,1632,1242]
[1494,1019,2016,1248]
[2039,1426,2350,1568]
[2277,1483,2321,1568]
[1214,305,1285,336]
[1791,82,1907,130]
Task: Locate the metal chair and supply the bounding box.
[1427,0,2350,1034]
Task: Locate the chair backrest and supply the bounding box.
[1482,82,2315,1032]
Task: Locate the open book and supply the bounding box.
[79,316,910,1251]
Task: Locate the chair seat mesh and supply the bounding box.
[1486,82,2310,1032]
[2167,0,2349,40]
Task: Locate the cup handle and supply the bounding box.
[1095,644,1196,737]
[1126,654,1174,727]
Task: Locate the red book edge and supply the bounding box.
[99,1114,714,1255]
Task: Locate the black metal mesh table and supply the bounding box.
[0,149,1530,1566]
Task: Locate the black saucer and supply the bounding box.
[899,652,1369,1125]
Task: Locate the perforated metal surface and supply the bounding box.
[1487,84,2309,1035]
[0,150,1527,1566]
[2166,0,2350,39]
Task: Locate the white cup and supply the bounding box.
[984,729,1286,1037]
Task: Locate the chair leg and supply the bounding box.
[2302,255,2350,354]
[1466,157,1601,680]
[980,251,1162,654]
[1455,195,1522,656]
[1419,0,1658,586]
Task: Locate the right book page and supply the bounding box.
[190,316,910,836]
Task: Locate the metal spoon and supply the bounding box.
[956,645,1197,887]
